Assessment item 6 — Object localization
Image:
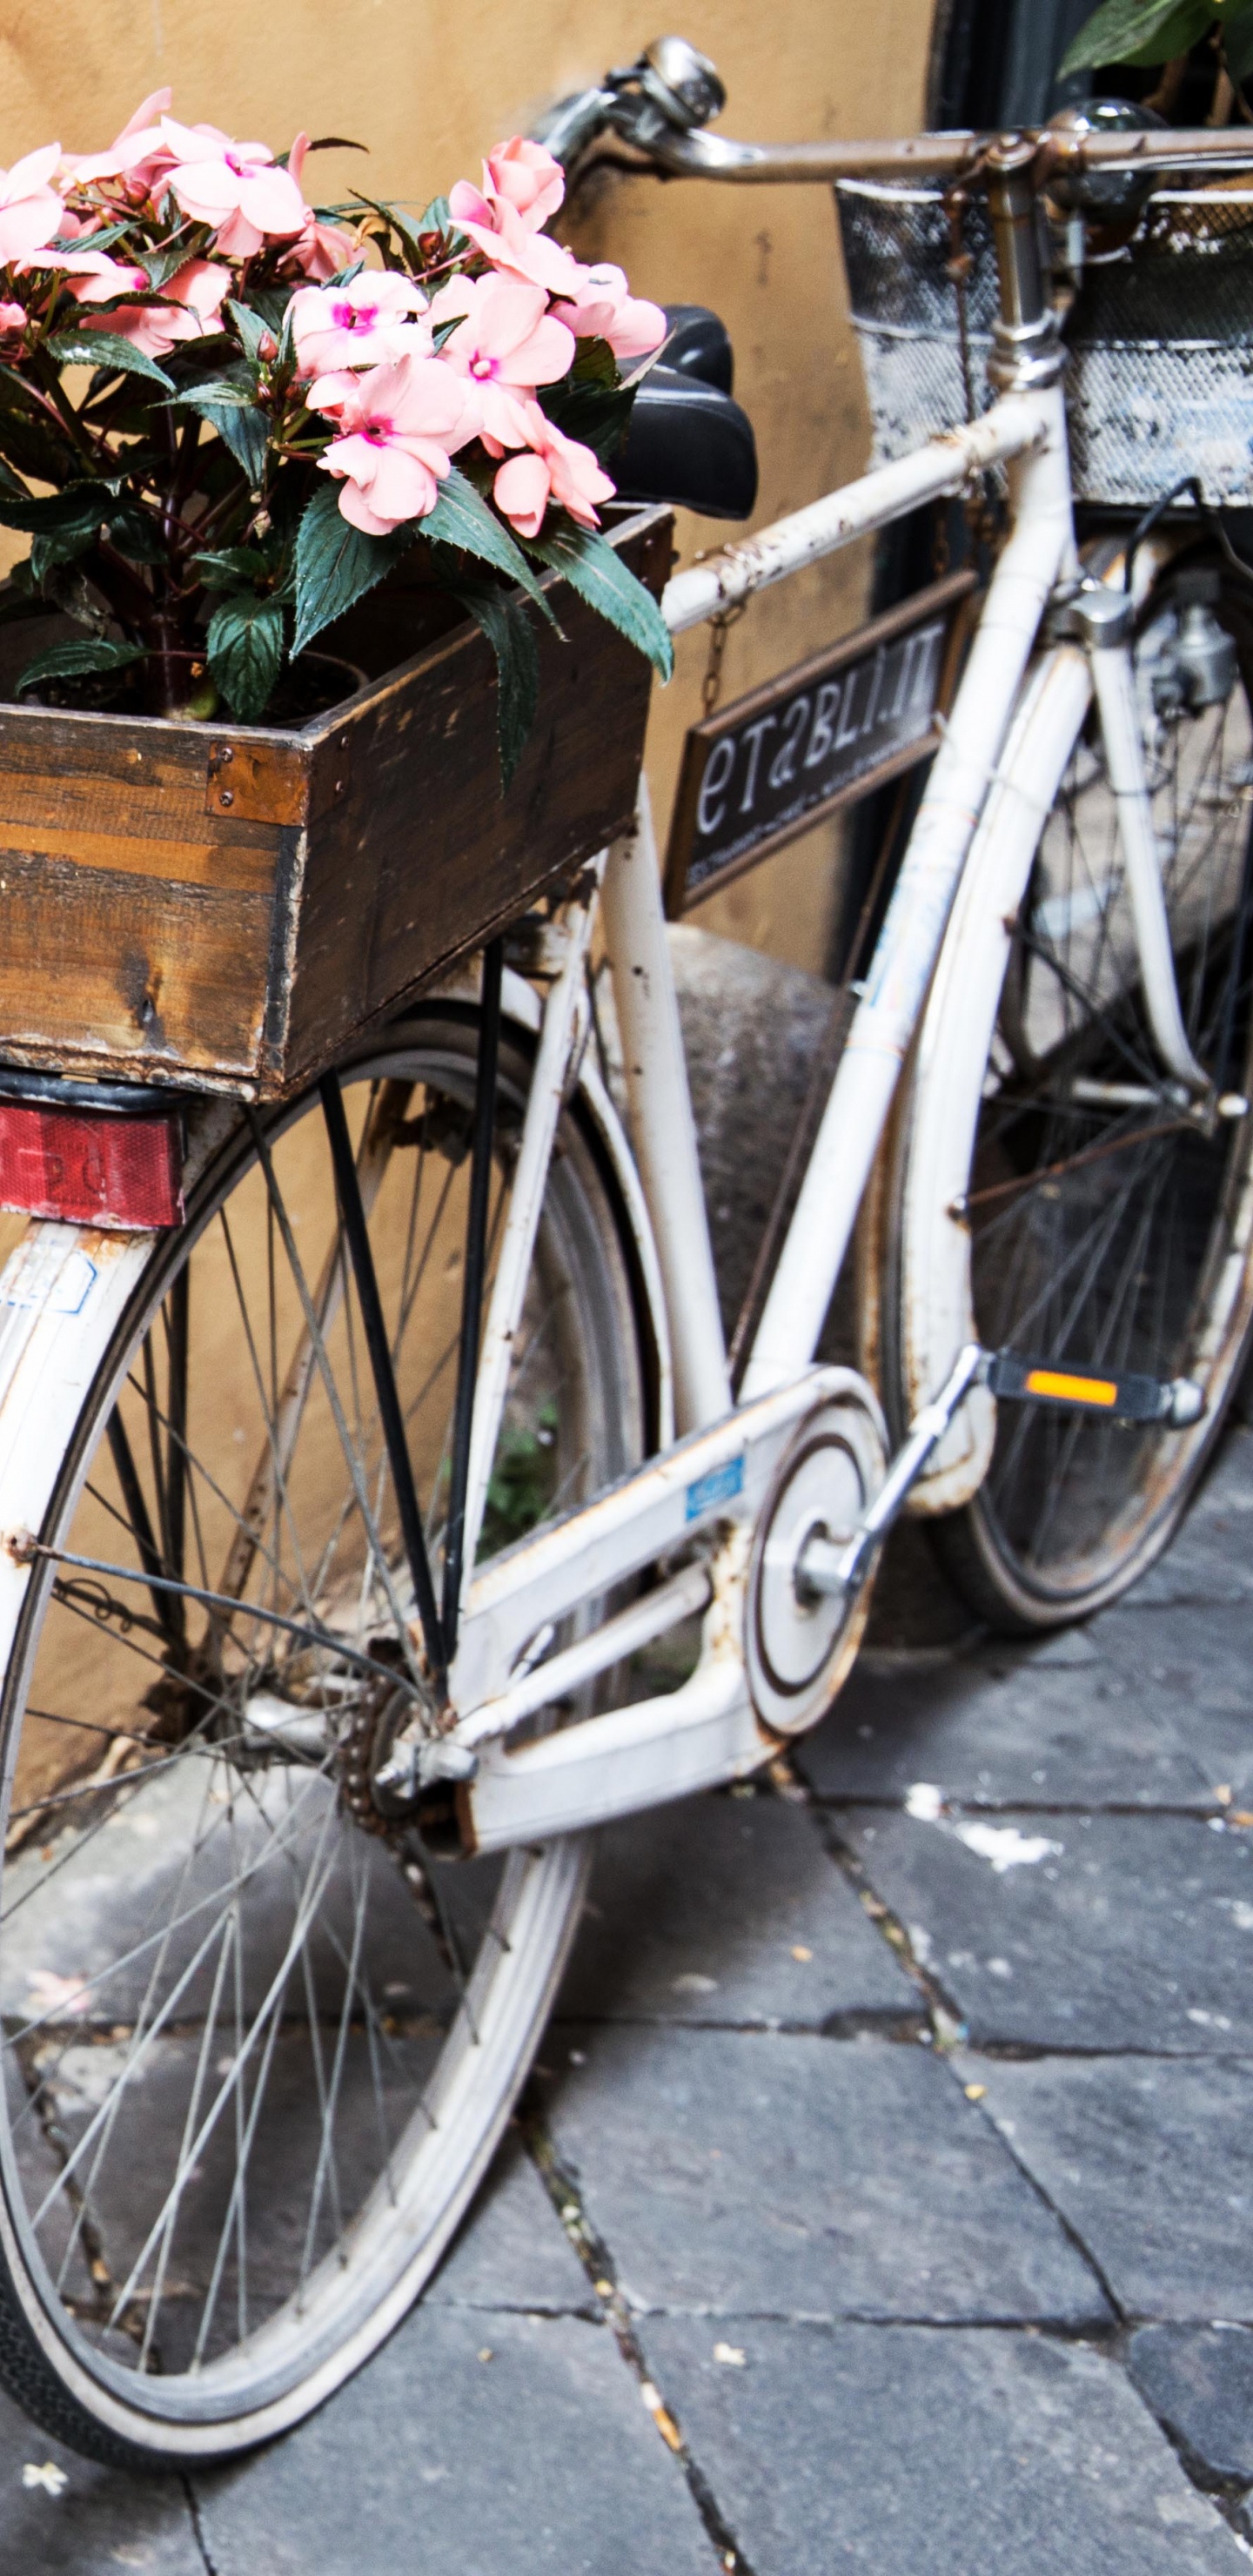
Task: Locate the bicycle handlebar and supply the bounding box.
[627,121,1253,184]
[536,35,1253,187]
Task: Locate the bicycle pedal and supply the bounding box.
[986,1349,1205,1429]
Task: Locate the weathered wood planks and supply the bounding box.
[0,506,671,1099]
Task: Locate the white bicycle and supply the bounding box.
[2,44,1253,2465]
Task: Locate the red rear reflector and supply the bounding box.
[0,1104,183,1229]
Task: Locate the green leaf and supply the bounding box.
[226,299,274,368]
[189,396,271,488]
[191,545,270,589]
[47,330,173,392]
[348,190,431,265]
[16,635,146,694]
[424,467,555,621]
[1060,0,1211,71]
[102,503,167,566]
[136,234,197,291]
[206,591,286,723]
[173,376,258,408]
[523,520,673,681]
[291,480,415,655]
[30,523,97,581]
[0,482,115,538]
[1225,2,1253,77]
[571,335,620,391]
[542,378,634,467]
[436,572,539,792]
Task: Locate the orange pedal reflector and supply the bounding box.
[986,1348,1202,1428]
[1022,1367,1117,1409]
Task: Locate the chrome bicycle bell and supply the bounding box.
[1048,98,1167,222]
[635,36,726,131]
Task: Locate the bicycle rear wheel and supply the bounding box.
[884,554,1253,1631]
[0,1004,645,2463]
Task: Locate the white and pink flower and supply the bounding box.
[430,272,573,451]
[492,399,615,540]
[105,257,231,358]
[448,135,565,238]
[0,145,67,270]
[291,272,429,378]
[310,352,481,533]
[552,262,666,365]
[159,117,308,258]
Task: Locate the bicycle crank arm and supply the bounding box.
[799,1343,1204,1603]
[446,1365,858,1717]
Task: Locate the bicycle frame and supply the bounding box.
[431,111,1253,1851]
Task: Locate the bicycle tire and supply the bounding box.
[881,551,1253,1632]
[0,1005,646,2464]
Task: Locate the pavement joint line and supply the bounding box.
[551,2009,928,2041]
[807,1796,1232,1820]
[1111,2354,1253,2546]
[182,2471,220,2576]
[934,2047,1126,2325]
[809,1810,968,2041]
[520,2096,759,2576]
[960,2041,1253,2062]
[817,1810,1131,2334]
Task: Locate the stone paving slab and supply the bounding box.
[544,2025,1107,2324]
[1110,1431,1253,1609]
[799,1646,1215,1811]
[960,2054,1253,2320]
[427,2130,593,2315]
[1080,1604,1253,1799]
[557,1790,917,2029]
[194,2304,714,2576]
[0,2384,198,2573]
[638,2316,1243,2574]
[840,1809,1253,2050]
[1128,2323,1253,2488]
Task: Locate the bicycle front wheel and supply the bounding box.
[883,553,1253,1631]
[0,1005,645,2464]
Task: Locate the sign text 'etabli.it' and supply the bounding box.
[664,571,975,916]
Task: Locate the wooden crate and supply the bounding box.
[0,506,671,1101]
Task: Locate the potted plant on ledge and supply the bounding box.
[0,99,673,1097]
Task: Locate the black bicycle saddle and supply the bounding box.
[613,304,758,520]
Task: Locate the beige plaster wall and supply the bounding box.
[0,0,935,972]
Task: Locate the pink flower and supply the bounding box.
[448,135,564,237]
[552,263,666,365]
[64,91,173,188]
[311,352,481,534]
[107,257,230,358]
[0,145,66,270]
[291,272,428,378]
[430,273,573,452]
[492,400,615,539]
[159,117,308,257]
[451,197,582,299]
[0,301,25,341]
[30,247,150,304]
[282,214,359,283]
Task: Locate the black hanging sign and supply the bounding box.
[663,568,976,917]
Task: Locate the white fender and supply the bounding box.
[893,644,1092,1510]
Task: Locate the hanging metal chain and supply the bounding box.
[941,168,1002,565]
[700,599,747,716]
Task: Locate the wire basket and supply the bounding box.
[835,177,1253,509]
